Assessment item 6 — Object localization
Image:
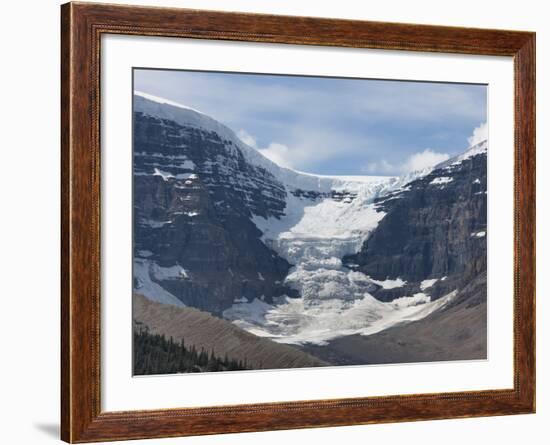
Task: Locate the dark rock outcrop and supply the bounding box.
[133,108,297,314]
[344,145,487,302]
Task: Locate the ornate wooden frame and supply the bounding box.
[61,2,536,442]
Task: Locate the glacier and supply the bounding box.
[225,176,456,345]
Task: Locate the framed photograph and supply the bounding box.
[61,2,535,442]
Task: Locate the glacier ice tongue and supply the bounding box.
[231,178,456,345]
[224,290,458,345]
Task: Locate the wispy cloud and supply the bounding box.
[135,69,487,176]
[239,127,374,172]
[364,149,450,175]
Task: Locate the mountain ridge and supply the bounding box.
[135,91,400,194]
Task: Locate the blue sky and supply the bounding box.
[134,69,487,176]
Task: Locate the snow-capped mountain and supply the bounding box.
[133,92,487,348]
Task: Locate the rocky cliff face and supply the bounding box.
[133,96,296,314]
[344,142,487,302]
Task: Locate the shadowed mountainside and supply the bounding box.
[344,143,487,303]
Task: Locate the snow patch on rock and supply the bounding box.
[420,278,438,290]
[471,231,486,238]
[370,277,407,289]
[430,176,453,185]
[134,259,184,307]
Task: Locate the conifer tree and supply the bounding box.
[133,328,249,375]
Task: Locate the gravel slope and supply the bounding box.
[133,294,329,370]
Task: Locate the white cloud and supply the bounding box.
[237,129,257,148]
[468,121,488,146]
[239,129,323,170]
[238,129,294,168]
[402,149,450,172]
[258,143,293,169]
[365,148,450,175]
[237,129,293,168]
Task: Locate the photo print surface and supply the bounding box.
[132,68,488,375]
